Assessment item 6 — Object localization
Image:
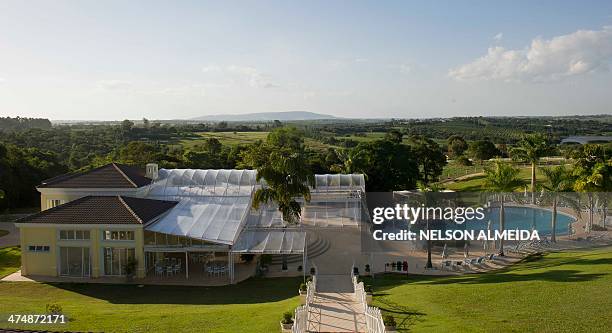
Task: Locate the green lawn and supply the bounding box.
[0,246,20,279]
[0,277,301,332]
[443,166,548,192]
[367,247,612,332]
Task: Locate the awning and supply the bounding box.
[232,230,306,254]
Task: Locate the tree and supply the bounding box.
[242,127,314,224]
[468,139,499,164]
[409,135,447,185]
[118,141,159,166]
[571,144,611,233]
[447,135,468,158]
[330,148,366,174]
[539,166,576,242]
[350,140,420,191]
[510,134,552,198]
[484,160,524,256]
[384,130,403,144]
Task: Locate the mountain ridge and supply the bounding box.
[191,111,337,121]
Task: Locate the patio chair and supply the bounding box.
[166,266,174,276]
[173,264,180,275]
[155,265,164,277]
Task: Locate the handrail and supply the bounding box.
[293,274,316,333]
[352,272,385,333]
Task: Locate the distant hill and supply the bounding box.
[191,111,337,121]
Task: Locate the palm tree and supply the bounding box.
[539,166,575,242]
[331,148,366,175]
[484,160,524,256]
[416,182,444,268]
[510,134,551,202]
[252,149,314,224]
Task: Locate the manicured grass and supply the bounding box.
[367,247,612,332]
[444,166,548,192]
[0,277,301,332]
[0,246,20,278]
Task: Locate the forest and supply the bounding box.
[0,115,610,211]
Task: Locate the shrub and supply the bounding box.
[46,303,62,315]
[365,284,373,293]
[383,314,396,327]
[297,265,303,272]
[365,264,371,273]
[123,258,138,278]
[299,283,307,292]
[310,267,316,275]
[281,311,294,324]
[456,155,473,166]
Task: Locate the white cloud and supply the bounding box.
[493,32,503,42]
[201,65,278,88]
[449,26,612,82]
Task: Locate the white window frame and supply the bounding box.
[59,229,91,241]
[103,230,135,241]
[47,199,64,209]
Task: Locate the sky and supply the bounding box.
[1,0,612,120]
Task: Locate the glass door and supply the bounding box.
[59,247,90,277]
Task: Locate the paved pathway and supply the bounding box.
[0,220,20,248]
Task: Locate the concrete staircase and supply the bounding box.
[270,231,331,265]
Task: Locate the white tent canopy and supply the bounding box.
[146,196,251,245]
[143,169,366,245]
[314,174,365,192]
[233,230,306,254]
[146,169,258,199]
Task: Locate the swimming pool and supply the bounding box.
[474,206,576,235]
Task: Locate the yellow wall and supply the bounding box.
[40,193,83,211]
[20,227,58,276]
[20,226,145,279]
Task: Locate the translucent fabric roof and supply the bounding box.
[301,199,361,227]
[233,230,306,254]
[145,196,251,245]
[146,169,258,199]
[314,174,365,192]
[143,169,366,245]
[245,204,286,228]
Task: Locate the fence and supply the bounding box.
[292,274,316,333]
[352,270,385,333]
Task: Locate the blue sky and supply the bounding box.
[1,0,611,120]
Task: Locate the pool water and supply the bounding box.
[471,207,575,235]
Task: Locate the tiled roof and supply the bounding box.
[38,163,151,189]
[16,196,178,225]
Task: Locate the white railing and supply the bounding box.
[292,305,307,333]
[293,275,317,333]
[352,270,385,333]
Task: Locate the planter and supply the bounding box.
[280,321,293,332]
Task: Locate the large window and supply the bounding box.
[59,247,90,277]
[104,230,135,241]
[103,247,135,276]
[59,230,90,240]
